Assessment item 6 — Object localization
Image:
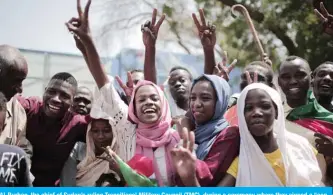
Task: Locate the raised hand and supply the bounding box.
[96,146,120,172]
[116,72,135,98]
[171,129,199,186]
[141,9,166,47]
[213,51,238,81]
[314,2,333,36]
[315,133,333,157]
[192,9,216,50]
[171,116,195,139]
[65,0,92,43]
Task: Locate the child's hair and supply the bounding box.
[0,92,7,112]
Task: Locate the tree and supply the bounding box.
[100,0,333,70]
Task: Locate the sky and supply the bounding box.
[0,0,145,57]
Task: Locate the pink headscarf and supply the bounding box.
[128,80,179,186]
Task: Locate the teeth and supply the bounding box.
[49,104,60,110]
[144,109,155,114]
[289,88,300,91]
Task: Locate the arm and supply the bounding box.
[144,47,157,83]
[142,9,165,84]
[203,48,216,74]
[18,153,32,187]
[65,0,108,89]
[217,174,236,187]
[192,9,216,74]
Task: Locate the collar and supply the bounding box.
[6,97,13,118]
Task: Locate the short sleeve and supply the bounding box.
[226,157,239,178]
[16,96,41,114]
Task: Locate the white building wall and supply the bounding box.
[20,49,111,98]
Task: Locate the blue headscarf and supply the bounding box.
[190,74,231,160]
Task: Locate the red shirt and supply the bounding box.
[176,126,240,186]
[18,96,90,186]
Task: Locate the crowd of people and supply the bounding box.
[1,0,333,187]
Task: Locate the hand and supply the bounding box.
[245,71,258,84]
[116,72,135,99]
[171,129,199,186]
[192,9,216,50]
[263,53,272,67]
[65,0,92,44]
[314,2,333,36]
[172,116,195,138]
[213,51,237,81]
[315,133,333,157]
[96,146,120,172]
[141,9,165,47]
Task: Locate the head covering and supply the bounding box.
[190,74,230,160]
[128,80,179,186]
[236,83,322,186]
[287,90,333,138]
[76,84,120,186]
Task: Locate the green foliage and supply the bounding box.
[191,0,333,70]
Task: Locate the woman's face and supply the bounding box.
[134,85,162,124]
[244,89,276,136]
[90,119,113,149]
[190,80,216,125]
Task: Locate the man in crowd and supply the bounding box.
[0,45,32,161]
[17,72,89,186]
[72,86,93,115]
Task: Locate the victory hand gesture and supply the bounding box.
[315,2,333,36]
[65,0,92,43]
[192,9,216,50]
[245,71,259,84]
[213,51,238,81]
[116,72,135,98]
[141,9,166,47]
[171,129,199,186]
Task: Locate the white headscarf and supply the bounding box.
[236,83,322,186]
[76,81,120,186]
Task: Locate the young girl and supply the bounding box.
[172,83,323,186]
[75,89,123,186]
[65,0,179,186]
[176,74,239,186]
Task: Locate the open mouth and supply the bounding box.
[48,104,61,112]
[143,108,156,114]
[288,87,301,93]
[321,84,332,89]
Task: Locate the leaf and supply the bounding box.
[162,4,173,17]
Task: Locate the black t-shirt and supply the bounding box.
[0,144,32,186]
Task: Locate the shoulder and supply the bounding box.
[216,125,240,140]
[0,144,27,156]
[17,96,42,113]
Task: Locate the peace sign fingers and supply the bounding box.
[199,9,207,28]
